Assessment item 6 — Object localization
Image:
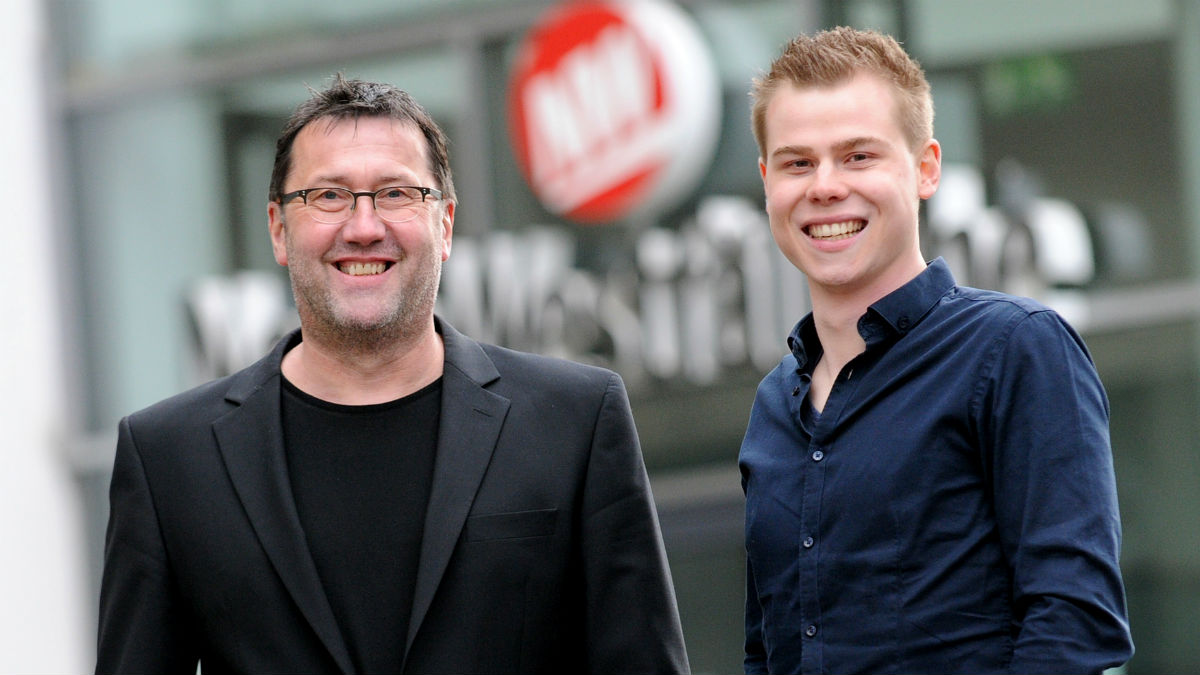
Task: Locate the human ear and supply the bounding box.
[917,139,942,200]
[268,201,288,266]
[440,200,455,261]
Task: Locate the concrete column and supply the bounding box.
[0,0,91,670]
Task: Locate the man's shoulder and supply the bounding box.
[124,373,239,432]
[439,316,619,391]
[936,286,1089,360]
[477,341,619,389]
[940,284,1062,329]
[949,284,1049,311]
[125,349,278,428]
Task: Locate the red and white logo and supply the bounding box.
[508,0,721,224]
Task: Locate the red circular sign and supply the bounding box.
[508,0,720,224]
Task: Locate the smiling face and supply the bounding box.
[759,73,940,302]
[268,115,454,348]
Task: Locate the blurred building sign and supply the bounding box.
[507,0,721,224]
[439,197,808,389]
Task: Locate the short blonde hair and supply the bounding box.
[750,26,933,158]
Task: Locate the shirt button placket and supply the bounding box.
[803,447,824,653]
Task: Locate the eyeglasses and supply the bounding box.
[279,185,443,224]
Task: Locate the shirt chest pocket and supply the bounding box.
[466,508,558,542]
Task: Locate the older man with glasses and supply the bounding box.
[95,73,689,675]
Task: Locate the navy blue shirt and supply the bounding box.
[739,259,1132,674]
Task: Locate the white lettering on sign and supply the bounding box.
[522,23,659,214]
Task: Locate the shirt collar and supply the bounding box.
[787,257,957,372]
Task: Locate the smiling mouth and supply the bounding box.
[337,261,391,276]
[806,220,866,241]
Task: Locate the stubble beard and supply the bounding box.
[288,242,443,358]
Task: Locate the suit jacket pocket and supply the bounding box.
[466,508,558,541]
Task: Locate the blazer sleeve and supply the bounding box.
[95,416,199,674]
[579,372,690,675]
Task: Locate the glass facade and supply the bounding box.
[50,0,1200,671]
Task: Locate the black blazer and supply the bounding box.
[96,318,689,674]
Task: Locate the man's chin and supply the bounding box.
[299,308,403,346]
[292,280,438,349]
[331,313,403,337]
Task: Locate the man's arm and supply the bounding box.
[743,556,768,674]
[580,372,690,675]
[985,310,1133,673]
[95,416,198,674]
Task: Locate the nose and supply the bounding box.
[342,194,387,244]
[807,165,849,204]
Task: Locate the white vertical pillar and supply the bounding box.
[0,0,90,671]
[1179,0,1200,278]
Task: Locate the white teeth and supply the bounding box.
[807,220,865,240]
[340,262,387,276]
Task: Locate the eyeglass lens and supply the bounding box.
[304,187,429,223]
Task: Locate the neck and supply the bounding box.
[282,319,444,405]
[808,257,926,371]
[810,302,867,376]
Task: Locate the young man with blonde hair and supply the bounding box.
[740,27,1132,673]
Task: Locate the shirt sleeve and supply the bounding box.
[981,309,1133,673]
[580,372,691,675]
[95,416,199,674]
[744,555,769,674]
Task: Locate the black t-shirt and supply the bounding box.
[282,376,441,674]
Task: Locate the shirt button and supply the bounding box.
[811,450,824,462]
[803,536,814,548]
[898,315,910,329]
[805,624,818,637]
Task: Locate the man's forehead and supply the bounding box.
[302,114,417,139]
[288,116,431,183]
[769,73,898,108]
[764,77,902,136]
[291,116,427,160]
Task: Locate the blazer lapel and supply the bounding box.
[213,334,355,674]
[405,319,510,659]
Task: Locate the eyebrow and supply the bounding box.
[310,173,421,187]
[769,136,886,160]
